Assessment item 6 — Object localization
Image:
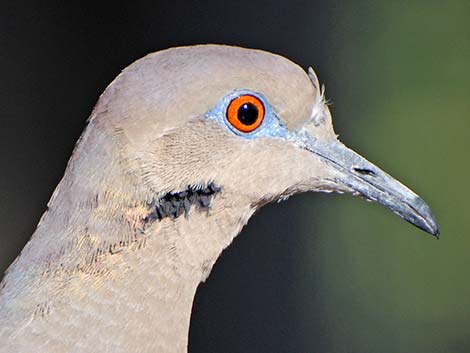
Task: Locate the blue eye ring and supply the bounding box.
[206,89,290,140]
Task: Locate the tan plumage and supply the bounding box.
[0,45,438,353]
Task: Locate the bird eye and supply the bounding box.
[226,94,265,133]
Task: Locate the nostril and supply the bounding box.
[353,167,377,176]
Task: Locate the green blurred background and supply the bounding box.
[0,1,468,352]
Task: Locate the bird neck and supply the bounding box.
[0,224,201,353]
[0,145,252,353]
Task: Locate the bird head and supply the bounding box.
[92,45,437,241]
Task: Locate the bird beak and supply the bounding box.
[297,134,440,238]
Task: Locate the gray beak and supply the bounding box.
[299,135,440,238]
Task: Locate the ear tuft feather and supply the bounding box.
[308,67,320,90]
[307,67,329,126]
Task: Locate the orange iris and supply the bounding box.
[226,94,265,133]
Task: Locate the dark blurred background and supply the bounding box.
[0,1,468,352]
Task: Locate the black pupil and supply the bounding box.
[237,103,259,126]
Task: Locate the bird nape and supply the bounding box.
[0,45,439,353]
